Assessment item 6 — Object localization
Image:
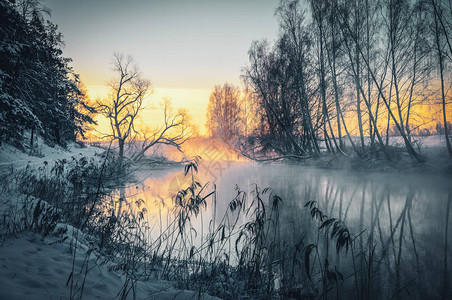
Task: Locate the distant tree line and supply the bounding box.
[207,0,452,161]
[0,0,95,149]
[206,83,243,141]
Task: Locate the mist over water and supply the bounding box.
[111,162,452,299]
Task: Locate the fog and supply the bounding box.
[111,161,452,299]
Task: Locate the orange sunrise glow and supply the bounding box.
[1,1,451,299]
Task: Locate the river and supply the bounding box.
[108,160,452,299]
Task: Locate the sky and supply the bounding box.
[43,0,280,134]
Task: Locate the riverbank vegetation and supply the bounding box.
[206,0,452,166]
[2,156,449,299]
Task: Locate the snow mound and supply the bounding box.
[0,232,220,299]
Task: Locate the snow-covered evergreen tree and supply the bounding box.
[0,0,95,148]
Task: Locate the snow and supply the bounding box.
[0,140,220,299]
[0,135,449,299]
[0,140,101,174]
[330,134,447,149]
[0,232,124,299]
[0,231,219,299]
[410,134,448,148]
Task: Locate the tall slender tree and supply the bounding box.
[431,0,452,156]
[97,53,152,161]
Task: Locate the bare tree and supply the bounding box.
[277,0,320,156]
[338,1,424,162]
[353,0,366,150]
[206,83,244,143]
[311,0,344,154]
[431,0,452,157]
[239,0,445,162]
[323,0,355,153]
[130,98,195,162]
[97,53,152,161]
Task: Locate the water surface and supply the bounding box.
[111,161,451,299]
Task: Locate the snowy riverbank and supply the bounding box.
[0,143,220,299]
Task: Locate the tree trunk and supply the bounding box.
[118,138,125,161]
[434,5,452,156]
[339,100,361,157]
[325,6,344,151]
[30,127,34,149]
[386,80,393,146]
[355,0,365,150]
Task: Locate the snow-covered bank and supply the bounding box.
[0,141,102,174]
[1,134,450,299]
[0,231,220,300]
[282,135,452,173]
[0,142,220,299]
